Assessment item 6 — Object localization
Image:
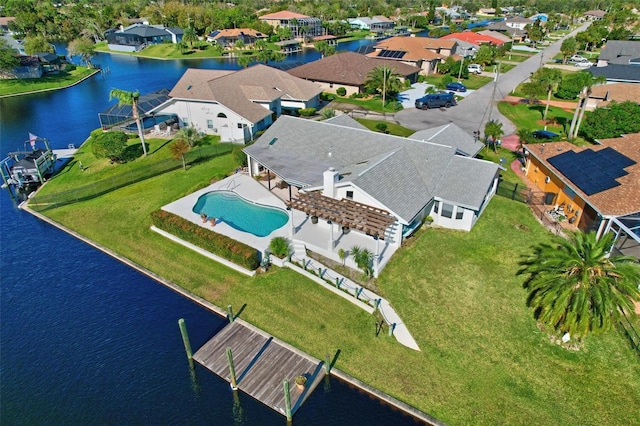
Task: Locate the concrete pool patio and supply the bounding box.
[162,173,399,274]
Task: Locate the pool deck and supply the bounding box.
[162,174,398,271]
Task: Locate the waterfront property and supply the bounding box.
[258,10,323,41]
[148,65,322,143]
[365,36,457,75]
[205,28,267,48]
[243,115,499,275]
[106,23,184,52]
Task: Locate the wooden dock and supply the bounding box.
[193,321,324,417]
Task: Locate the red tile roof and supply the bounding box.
[525,135,640,216]
[441,32,505,46]
[259,11,309,20]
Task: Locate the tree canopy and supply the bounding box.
[581,101,640,140]
[518,231,640,341]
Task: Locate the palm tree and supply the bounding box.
[516,128,532,158]
[534,68,563,123]
[350,245,374,279]
[364,66,403,108]
[109,89,147,157]
[569,74,606,139]
[174,126,201,147]
[484,119,504,153]
[518,231,640,341]
[182,27,198,48]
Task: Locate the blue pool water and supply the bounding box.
[193,191,288,237]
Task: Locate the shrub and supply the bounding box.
[150,210,260,270]
[375,122,388,133]
[269,236,290,258]
[232,146,248,167]
[336,87,347,96]
[295,375,307,386]
[91,130,128,162]
[298,107,317,117]
[321,108,336,119]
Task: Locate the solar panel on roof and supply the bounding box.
[548,147,635,196]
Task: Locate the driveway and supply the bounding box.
[394,22,591,136]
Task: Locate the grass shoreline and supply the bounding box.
[28,136,640,425]
[0,67,100,97]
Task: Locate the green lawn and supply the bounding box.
[355,118,415,137]
[422,74,493,90]
[498,101,575,136]
[0,67,97,96]
[332,96,403,113]
[31,140,640,425]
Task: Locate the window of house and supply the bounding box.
[182,117,188,125]
[442,203,454,219]
[217,113,227,118]
[237,123,243,129]
[562,186,576,200]
[433,200,440,214]
[206,119,213,129]
[346,190,353,199]
[456,208,464,220]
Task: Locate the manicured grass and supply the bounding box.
[0,67,97,96]
[476,146,524,184]
[355,118,415,137]
[422,74,493,90]
[32,141,640,425]
[332,96,402,113]
[504,53,533,62]
[498,101,574,136]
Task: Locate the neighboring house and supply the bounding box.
[503,16,531,30]
[478,8,497,16]
[597,40,640,66]
[585,83,640,110]
[150,64,322,143]
[477,30,513,44]
[529,13,548,23]
[410,123,484,157]
[348,16,395,32]
[366,36,457,75]
[588,64,640,84]
[442,32,505,46]
[12,56,42,79]
[0,17,15,34]
[449,40,479,58]
[106,24,184,52]
[206,28,267,48]
[485,20,527,41]
[584,10,606,20]
[259,11,323,40]
[311,34,337,46]
[243,115,500,252]
[36,52,61,72]
[274,39,302,54]
[286,51,420,96]
[523,134,640,235]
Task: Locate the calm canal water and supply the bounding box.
[0,41,426,425]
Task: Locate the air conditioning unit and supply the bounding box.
[545,176,551,183]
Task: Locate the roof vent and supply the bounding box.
[186,85,192,90]
[269,137,278,145]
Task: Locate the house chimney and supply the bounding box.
[323,167,339,199]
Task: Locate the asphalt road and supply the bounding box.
[394,22,592,136]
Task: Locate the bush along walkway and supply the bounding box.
[280,241,421,351]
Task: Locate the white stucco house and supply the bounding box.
[243,115,499,253]
[149,64,323,143]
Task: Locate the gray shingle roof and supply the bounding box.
[588,64,640,83]
[599,41,640,65]
[244,116,498,222]
[169,65,323,123]
[323,114,369,130]
[410,123,484,157]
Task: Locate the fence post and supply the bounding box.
[388,323,396,337]
[512,183,518,200]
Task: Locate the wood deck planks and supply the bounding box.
[193,321,322,416]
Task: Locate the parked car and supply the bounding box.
[569,55,587,62]
[445,82,467,92]
[573,58,592,67]
[532,130,560,140]
[467,64,482,74]
[415,92,457,109]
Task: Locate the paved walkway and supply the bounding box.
[287,242,421,351]
[502,95,578,110]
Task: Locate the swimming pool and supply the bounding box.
[192,191,288,237]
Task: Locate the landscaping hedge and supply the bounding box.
[151,209,260,270]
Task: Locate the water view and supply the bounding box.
[0,42,426,424]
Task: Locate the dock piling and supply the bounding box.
[226,347,238,390]
[227,304,234,323]
[178,318,193,367]
[283,379,292,421]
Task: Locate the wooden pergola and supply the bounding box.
[286,191,396,239]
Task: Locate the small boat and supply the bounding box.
[1,133,57,200]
